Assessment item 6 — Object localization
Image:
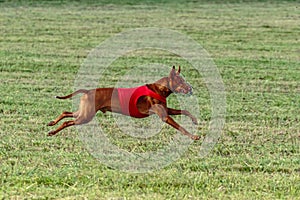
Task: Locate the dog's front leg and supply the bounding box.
[167,108,198,125]
[150,104,200,140]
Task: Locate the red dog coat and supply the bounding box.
[117,85,166,118]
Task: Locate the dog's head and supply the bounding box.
[168,66,193,95]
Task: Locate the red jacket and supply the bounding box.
[118,85,166,118]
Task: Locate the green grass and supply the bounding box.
[0,0,299,199]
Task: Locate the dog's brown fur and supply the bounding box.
[48,66,200,140]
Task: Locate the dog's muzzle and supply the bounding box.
[175,86,193,95]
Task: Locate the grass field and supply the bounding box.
[0,0,299,199]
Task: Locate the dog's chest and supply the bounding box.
[117,85,166,118]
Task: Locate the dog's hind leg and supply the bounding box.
[48,120,76,136]
[47,113,94,136]
[47,89,100,136]
[47,111,79,126]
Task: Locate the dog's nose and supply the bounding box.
[188,87,193,95]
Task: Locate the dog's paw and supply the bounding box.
[47,131,56,136]
[191,135,200,140]
[47,121,55,126]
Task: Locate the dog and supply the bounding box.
[48,66,200,140]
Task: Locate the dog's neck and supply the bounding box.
[146,77,173,98]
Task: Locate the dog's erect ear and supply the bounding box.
[177,65,181,74]
[169,66,176,78]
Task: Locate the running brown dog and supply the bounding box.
[48,66,200,140]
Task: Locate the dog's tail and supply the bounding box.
[55,89,89,99]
